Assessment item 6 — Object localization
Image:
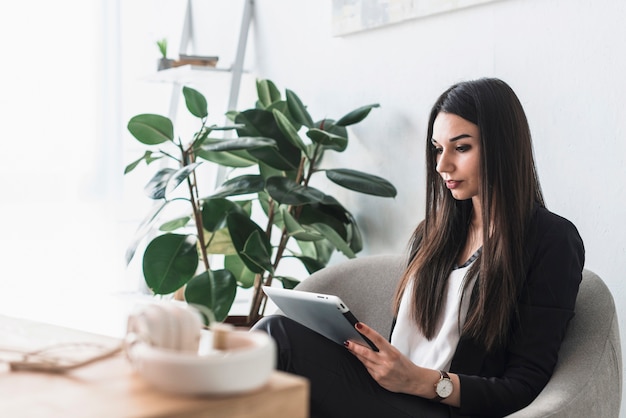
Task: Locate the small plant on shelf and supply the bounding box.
[124,79,397,325]
[157,38,168,59]
[156,38,174,71]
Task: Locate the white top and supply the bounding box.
[390,261,478,371]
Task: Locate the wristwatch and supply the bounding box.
[432,370,453,401]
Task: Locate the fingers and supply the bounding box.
[355,322,387,347]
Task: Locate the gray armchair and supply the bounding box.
[295,254,622,417]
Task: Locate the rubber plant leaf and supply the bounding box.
[199,136,277,152]
[144,168,176,199]
[224,254,256,288]
[125,200,168,264]
[227,212,273,274]
[204,228,237,255]
[159,216,191,232]
[124,150,162,174]
[310,223,356,259]
[281,206,324,241]
[256,79,282,108]
[306,128,348,152]
[165,162,202,196]
[335,104,380,127]
[325,168,397,197]
[286,89,314,128]
[182,86,208,119]
[274,276,300,289]
[143,234,199,294]
[240,230,275,274]
[293,255,326,274]
[235,109,301,170]
[184,269,237,322]
[201,197,247,232]
[195,146,256,168]
[272,109,309,156]
[211,174,265,199]
[265,176,327,206]
[128,114,174,145]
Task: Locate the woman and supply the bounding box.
[253,78,585,417]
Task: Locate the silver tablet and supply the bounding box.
[262,286,378,351]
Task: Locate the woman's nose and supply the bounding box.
[436,152,452,174]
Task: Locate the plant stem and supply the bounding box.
[182,144,210,273]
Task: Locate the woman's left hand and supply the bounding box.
[345,322,424,395]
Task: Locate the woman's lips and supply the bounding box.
[445,180,462,189]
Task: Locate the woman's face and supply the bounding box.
[431,112,482,202]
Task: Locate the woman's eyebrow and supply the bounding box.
[431,134,472,144]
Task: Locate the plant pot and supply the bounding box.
[157,58,175,71]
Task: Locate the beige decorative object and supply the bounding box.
[125,302,276,396]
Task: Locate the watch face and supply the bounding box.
[436,379,453,398]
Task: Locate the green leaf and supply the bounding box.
[200,136,277,152]
[281,206,324,241]
[143,234,199,294]
[182,86,208,118]
[235,109,301,170]
[195,145,256,168]
[293,255,326,274]
[201,198,245,232]
[128,114,174,145]
[227,212,272,274]
[144,168,176,199]
[165,162,202,196]
[241,230,274,274]
[335,104,380,127]
[273,109,308,155]
[211,175,265,199]
[311,223,356,258]
[125,201,169,264]
[265,176,327,206]
[224,255,256,288]
[306,128,348,152]
[184,269,237,322]
[325,168,397,197]
[159,216,191,232]
[124,151,162,174]
[345,212,364,253]
[286,89,314,128]
[296,239,335,266]
[204,228,237,255]
[256,79,282,108]
[275,276,300,289]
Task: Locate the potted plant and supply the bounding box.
[124,79,397,325]
[156,38,174,71]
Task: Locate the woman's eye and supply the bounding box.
[434,147,443,154]
[456,145,470,152]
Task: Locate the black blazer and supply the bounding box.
[449,206,585,417]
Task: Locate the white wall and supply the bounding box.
[251,0,626,409]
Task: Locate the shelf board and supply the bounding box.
[144,64,235,85]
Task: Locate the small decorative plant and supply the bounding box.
[124,79,397,325]
[156,38,173,71]
[156,38,168,59]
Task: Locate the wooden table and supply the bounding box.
[0,315,309,418]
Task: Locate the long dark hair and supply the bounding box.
[393,78,544,350]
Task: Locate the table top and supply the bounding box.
[0,314,309,418]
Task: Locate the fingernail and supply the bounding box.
[356,322,363,330]
[343,341,349,348]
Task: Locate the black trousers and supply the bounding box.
[252,315,451,418]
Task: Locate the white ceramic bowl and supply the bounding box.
[127,329,276,395]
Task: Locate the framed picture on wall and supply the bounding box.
[332,0,502,36]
